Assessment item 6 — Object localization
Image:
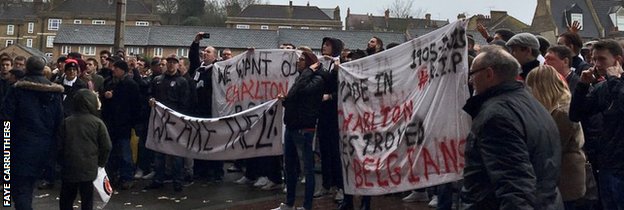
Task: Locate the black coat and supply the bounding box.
[150,72,192,114]
[55,76,88,117]
[462,81,563,210]
[0,75,64,177]
[570,76,624,174]
[283,68,324,130]
[189,41,214,117]
[101,75,140,139]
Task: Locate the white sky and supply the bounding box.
[286,0,538,26]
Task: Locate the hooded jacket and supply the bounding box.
[0,74,64,177]
[318,37,343,132]
[58,89,112,182]
[283,67,324,130]
[462,81,563,210]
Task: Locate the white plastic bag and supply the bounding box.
[93,167,113,209]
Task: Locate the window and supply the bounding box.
[176,48,188,57]
[48,19,61,30]
[61,45,71,55]
[571,13,583,30]
[127,47,144,56]
[319,27,332,30]
[5,40,14,47]
[616,12,624,31]
[7,25,14,35]
[79,46,96,56]
[236,24,250,29]
[28,22,34,33]
[92,20,106,25]
[278,26,292,29]
[300,26,309,29]
[260,25,269,30]
[154,47,163,57]
[73,20,82,24]
[26,39,33,48]
[136,21,149,26]
[46,36,55,48]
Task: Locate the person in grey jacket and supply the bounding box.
[462,45,563,210]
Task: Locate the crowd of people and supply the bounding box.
[0,21,623,210]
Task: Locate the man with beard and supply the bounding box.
[366,36,384,55]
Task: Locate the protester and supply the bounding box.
[55,59,87,117]
[569,39,624,210]
[366,36,384,55]
[7,69,25,84]
[0,56,64,210]
[315,37,344,201]
[58,89,112,210]
[101,60,140,190]
[557,32,592,75]
[188,32,224,183]
[221,48,233,60]
[475,25,515,43]
[13,56,26,71]
[132,57,155,180]
[526,65,586,209]
[544,45,580,92]
[83,58,105,92]
[462,45,563,209]
[98,50,113,79]
[272,51,324,210]
[144,57,192,192]
[505,33,541,80]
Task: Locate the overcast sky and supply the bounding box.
[287,0,538,26]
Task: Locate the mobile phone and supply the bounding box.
[202,33,210,39]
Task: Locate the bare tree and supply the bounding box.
[389,0,414,18]
[223,0,263,10]
[155,0,177,14]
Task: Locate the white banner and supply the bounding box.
[212,49,299,117]
[339,20,471,195]
[146,99,283,160]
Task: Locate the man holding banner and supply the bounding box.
[272,51,324,210]
[144,56,192,193]
[462,45,563,209]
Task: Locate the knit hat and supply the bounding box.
[113,60,129,72]
[65,58,79,71]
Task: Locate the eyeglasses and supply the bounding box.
[469,66,490,77]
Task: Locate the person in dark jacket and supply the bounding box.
[462,45,563,210]
[144,57,191,192]
[82,58,105,93]
[55,59,88,117]
[569,39,624,210]
[557,32,592,76]
[58,89,112,210]
[315,37,344,200]
[188,32,224,182]
[544,46,580,92]
[0,56,64,210]
[272,51,324,210]
[101,60,140,190]
[506,33,541,80]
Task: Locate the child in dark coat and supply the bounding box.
[58,89,112,210]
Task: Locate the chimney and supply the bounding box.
[307,1,309,7]
[384,9,390,19]
[425,13,431,27]
[288,1,294,18]
[347,7,350,16]
[490,11,507,21]
[334,6,340,21]
[457,13,466,20]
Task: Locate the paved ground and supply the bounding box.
[11,165,435,210]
